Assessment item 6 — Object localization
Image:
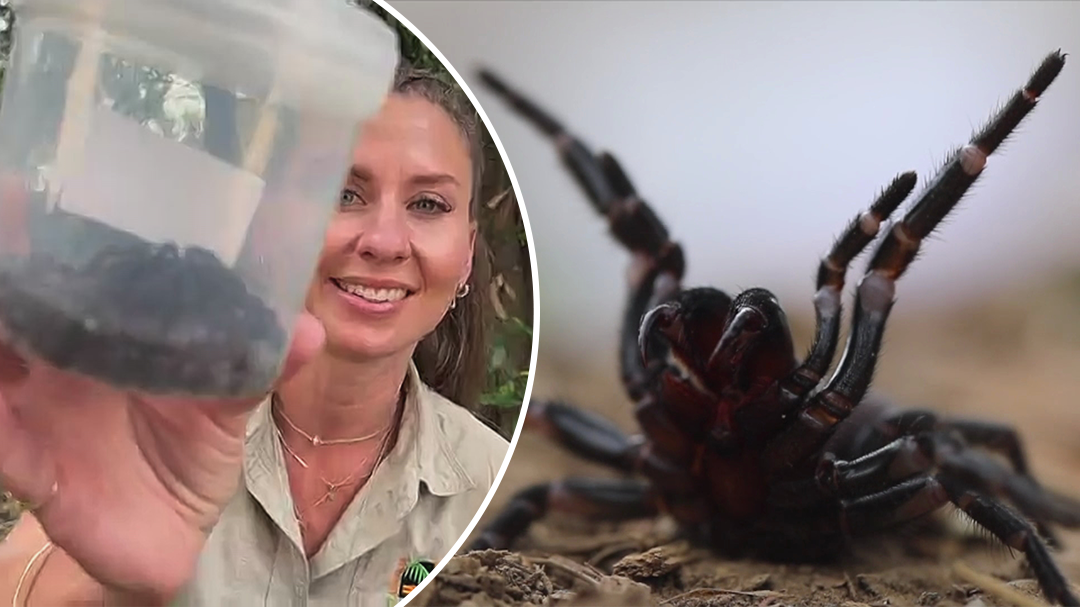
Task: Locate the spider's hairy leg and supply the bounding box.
[769,401,1080,548]
[817,471,1079,606]
[466,478,660,551]
[762,430,1080,604]
[912,417,1080,548]
[762,50,1066,473]
[781,172,917,402]
[831,433,1080,526]
[937,417,1071,546]
[943,481,1080,606]
[469,400,711,552]
[939,418,1032,474]
[521,400,697,493]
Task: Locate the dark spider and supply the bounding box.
[470,51,1080,606]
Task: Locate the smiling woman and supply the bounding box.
[0,8,532,607]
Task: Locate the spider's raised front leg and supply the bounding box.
[477,69,685,394]
[477,69,697,453]
[763,50,1067,473]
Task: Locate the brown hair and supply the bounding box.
[393,61,493,410]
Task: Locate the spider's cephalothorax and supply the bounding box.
[473,51,1080,605]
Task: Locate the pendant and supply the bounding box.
[312,435,323,446]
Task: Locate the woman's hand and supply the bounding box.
[0,313,324,604]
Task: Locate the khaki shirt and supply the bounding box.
[172,362,509,607]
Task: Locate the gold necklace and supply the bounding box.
[271,391,404,529]
[272,393,389,446]
[274,422,387,527]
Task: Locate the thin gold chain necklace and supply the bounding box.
[273,421,391,527]
[272,392,389,446]
[271,390,404,528]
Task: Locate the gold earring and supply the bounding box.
[449,283,470,310]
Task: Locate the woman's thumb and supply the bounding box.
[276,312,324,385]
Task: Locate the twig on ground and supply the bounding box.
[952,560,1047,607]
[660,587,785,605]
[528,556,602,588]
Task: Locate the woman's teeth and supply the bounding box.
[338,281,408,302]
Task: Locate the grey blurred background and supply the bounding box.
[389,0,1080,368]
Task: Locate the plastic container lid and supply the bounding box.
[10,0,401,120]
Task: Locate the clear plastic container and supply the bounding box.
[0,0,399,398]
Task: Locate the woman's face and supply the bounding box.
[306,93,476,360]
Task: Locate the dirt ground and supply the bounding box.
[412,271,1080,607]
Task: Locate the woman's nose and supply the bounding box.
[356,203,410,262]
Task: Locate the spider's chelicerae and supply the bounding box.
[472,50,1080,605]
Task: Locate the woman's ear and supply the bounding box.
[460,222,477,286]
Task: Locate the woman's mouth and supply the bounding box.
[330,278,413,304]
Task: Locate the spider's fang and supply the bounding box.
[709,307,766,368]
[638,302,677,362]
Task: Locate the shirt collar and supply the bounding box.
[242,359,477,577]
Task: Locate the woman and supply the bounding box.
[0,62,512,606]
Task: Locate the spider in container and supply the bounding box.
[470,50,1080,606]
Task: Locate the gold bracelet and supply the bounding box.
[12,540,54,607]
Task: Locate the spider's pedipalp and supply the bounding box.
[818,173,919,292]
[780,172,917,401]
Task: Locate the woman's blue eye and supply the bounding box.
[340,189,361,207]
[411,196,450,214]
